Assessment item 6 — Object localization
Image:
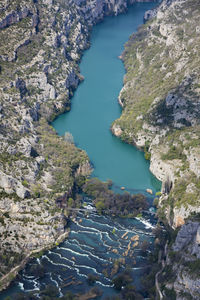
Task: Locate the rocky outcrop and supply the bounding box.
[0,8,34,29]
[0,171,29,199]
[144,0,172,22]
[173,222,200,255]
[174,271,200,300]
[160,222,200,299]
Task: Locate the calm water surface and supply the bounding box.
[0,3,161,299]
[53,3,160,193]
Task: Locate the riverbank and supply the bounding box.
[111,0,200,298]
[112,0,200,228]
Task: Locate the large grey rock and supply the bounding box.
[173,222,199,252]
[16,184,30,199]
[0,171,29,199]
[0,171,16,194]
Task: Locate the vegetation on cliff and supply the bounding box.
[113,0,200,228]
[0,0,93,287]
[111,0,200,298]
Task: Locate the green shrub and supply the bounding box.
[161,145,186,161]
[156,191,162,196]
[144,151,151,160]
[83,178,148,217]
[164,287,176,299]
[0,217,5,225]
[22,180,29,187]
[184,259,200,276]
[153,197,159,207]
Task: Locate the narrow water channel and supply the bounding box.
[0,3,161,299]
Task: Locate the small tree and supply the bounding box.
[64,131,74,144]
[67,197,74,207]
[95,200,105,214]
[112,270,132,290]
[87,273,99,285]
[141,240,149,254]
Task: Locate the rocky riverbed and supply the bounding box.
[0,199,157,299]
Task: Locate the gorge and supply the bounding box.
[0,0,200,299]
[0,3,160,299]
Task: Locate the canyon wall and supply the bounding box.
[112,0,200,298]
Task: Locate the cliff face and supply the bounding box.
[162,221,200,299]
[111,0,200,298]
[0,0,90,285]
[112,0,200,229]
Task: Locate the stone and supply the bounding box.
[17,137,33,157]
[173,222,199,252]
[131,235,139,242]
[174,216,185,228]
[0,171,16,194]
[132,241,138,248]
[112,249,118,254]
[16,184,29,199]
[121,231,128,239]
[112,124,122,137]
[146,188,153,194]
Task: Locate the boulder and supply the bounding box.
[173,222,199,252]
[146,188,153,194]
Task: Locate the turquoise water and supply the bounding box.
[0,3,161,299]
[53,3,161,193]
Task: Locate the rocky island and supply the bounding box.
[0,0,200,299]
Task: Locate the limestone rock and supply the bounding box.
[112,124,123,137]
[173,222,199,252]
[146,188,153,194]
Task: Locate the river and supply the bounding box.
[0,3,161,299]
[53,3,160,194]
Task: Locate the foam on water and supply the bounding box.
[135,217,156,229]
[49,273,63,297]
[18,282,24,291]
[0,205,156,298]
